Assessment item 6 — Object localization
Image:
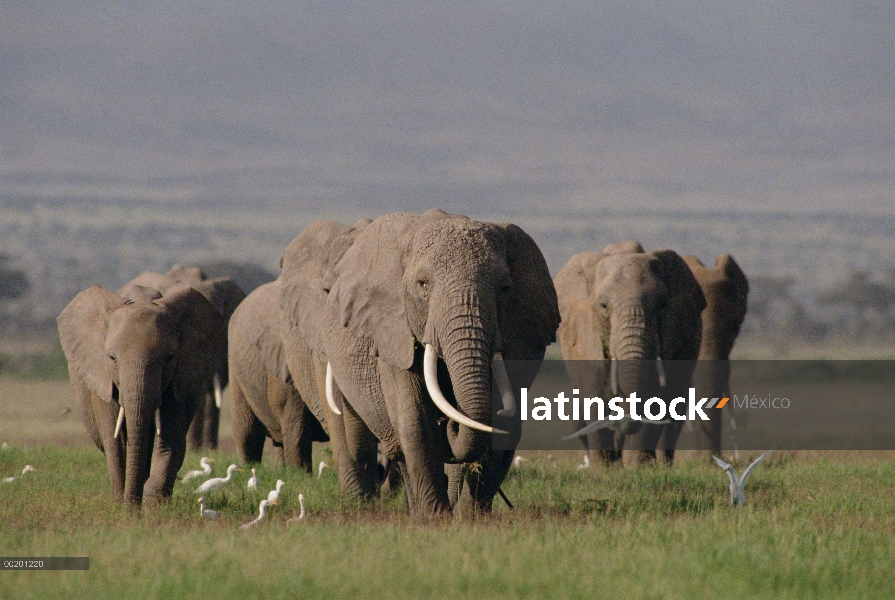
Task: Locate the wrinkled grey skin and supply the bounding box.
[58,285,226,506]
[676,254,749,459]
[555,241,705,466]
[121,265,246,450]
[228,279,328,471]
[322,210,560,517]
[273,219,385,497]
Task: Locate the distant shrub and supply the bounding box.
[0,351,69,380]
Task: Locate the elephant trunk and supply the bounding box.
[121,376,160,506]
[612,306,659,397]
[435,289,497,463]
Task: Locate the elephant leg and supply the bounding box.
[308,356,379,498]
[186,401,203,451]
[231,377,266,464]
[91,391,126,500]
[378,361,450,517]
[144,389,190,502]
[271,442,285,466]
[201,391,220,449]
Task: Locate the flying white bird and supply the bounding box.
[267,479,285,503]
[712,451,773,505]
[197,496,221,519]
[240,499,275,530]
[1,465,35,484]
[287,493,307,524]
[317,462,327,479]
[577,454,591,470]
[195,464,243,494]
[247,468,259,490]
[562,416,671,440]
[181,457,214,483]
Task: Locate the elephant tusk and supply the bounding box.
[213,373,223,409]
[325,362,342,416]
[656,356,667,387]
[114,406,125,439]
[492,352,516,418]
[610,358,619,396]
[423,344,507,435]
[156,409,161,437]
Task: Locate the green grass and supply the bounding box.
[0,351,68,380]
[2,446,895,599]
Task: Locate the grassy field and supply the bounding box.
[2,378,895,598]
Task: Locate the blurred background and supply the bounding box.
[2,1,893,370]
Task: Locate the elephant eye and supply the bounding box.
[417,279,429,291]
[108,352,117,363]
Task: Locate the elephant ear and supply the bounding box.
[328,213,423,369]
[712,254,749,354]
[321,218,373,292]
[279,220,357,356]
[57,286,128,401]
[554,252,609,360]
[191,277,247,322]
[495,223,561,359]
[651,249,706,360]
[157,285,228,402]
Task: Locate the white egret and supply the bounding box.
[267,479,285,503]
[287,493,307,524]
[317,461,327,479]
[1,465,35,484]
[181,457,214,483]
[512,455,525,468]
[195,464,243,494]
[197,496,221,519]
[577,454,591,470]
[247,468,259,490]
[240,499,275,530]
[712,451,773,506]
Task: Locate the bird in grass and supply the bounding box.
[181,457,214,483]
[577,454,591,470]
[240,499,275,530]
[317,461,327,479]
[712,451,773,506]
[267,479,285,503]
[195,464,243,494]
[512,455,526,468]
[197,496,221,519]
[1,465,35,484]
[247,468,259,490]
[287,493,307,524]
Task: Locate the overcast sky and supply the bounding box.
[2,1,892,215]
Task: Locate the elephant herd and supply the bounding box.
[57,209,748,516]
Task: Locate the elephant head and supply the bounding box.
[58,284,226,505]
[327,210,560,465]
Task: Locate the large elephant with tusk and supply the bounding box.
[58,284,227,506]
[555,241,705,466]
[321,210,560,517]
[120,265,246,450]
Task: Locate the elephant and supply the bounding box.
[57,284,227,506]
[321,210,560,517]
[120,265,246,450]
[554,241,706,466]
[274,218,391,495]
[227,278,329,472]
[675,254,749,458]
